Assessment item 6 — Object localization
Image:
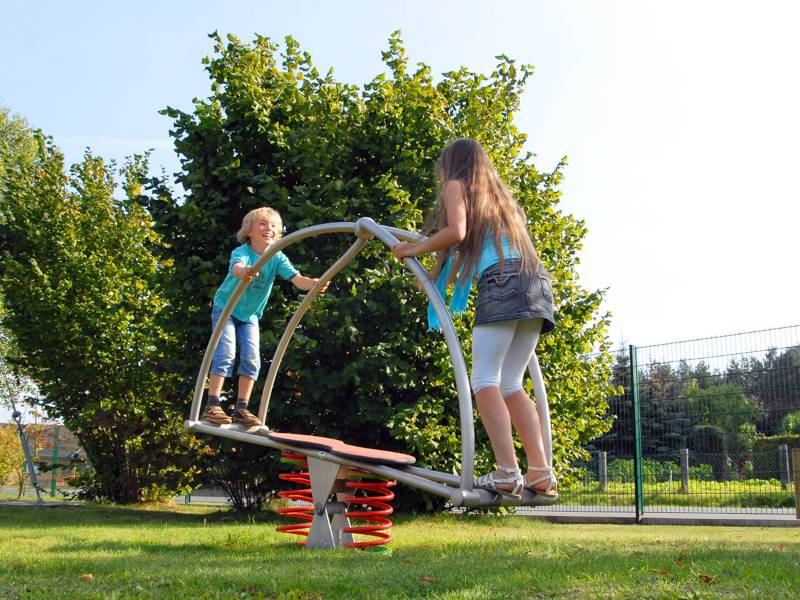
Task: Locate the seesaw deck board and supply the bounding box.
[266,431,416,466]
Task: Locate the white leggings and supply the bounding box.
[470,318,542,398]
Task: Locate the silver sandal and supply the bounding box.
[474,465,524,500]
[525,466,558,498]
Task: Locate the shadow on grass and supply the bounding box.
[6,536,800,599]
[0,504,283,530]
[2,509,799,599]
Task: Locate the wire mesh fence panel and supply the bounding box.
[542,450,638,513]
[542,326,800,516]
[536,348,637,513]
[632,325,800,514]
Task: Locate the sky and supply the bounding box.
[1,0,798,387]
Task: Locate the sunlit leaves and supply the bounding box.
[148,32,617,508]
[0,134,199,502]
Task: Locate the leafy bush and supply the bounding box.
[607,458,683,484]
[560,479,794,509]
[781,412,800,435]
[145,32,618,509]
[0,138,200,503]
[0,425,23,487]
[606,458,718,484]
[752,434,800,479]
[689,463,714,481]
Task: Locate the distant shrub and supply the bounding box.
[781,412,800,435]
[753,434,800,479]
[608,458,681,483]
[689,463,714,481]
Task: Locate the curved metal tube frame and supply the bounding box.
[529,353,553,468]
[190,217,477,491]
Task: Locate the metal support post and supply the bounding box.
[305,456,347,549]
[598,451,607,492]
[50,426,60,497]
[792,448,800,519]
[630,345,644,523]
[680,448,690,494]
[779,444,790,489]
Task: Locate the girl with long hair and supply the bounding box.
[393,138,557,499]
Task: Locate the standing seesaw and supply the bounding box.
[185,217,556,549]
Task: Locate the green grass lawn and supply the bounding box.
[561,480,796,509]
[4,479,797,513]
[1,503,798,599]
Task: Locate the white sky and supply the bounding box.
[1,0,798,368]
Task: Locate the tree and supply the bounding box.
[1,288,44,498]
[0,374,40,499]
[0,133,200,503]
[692,377,763,442]
[0,424,24,491]
[591,349,631,458]
[686,381,761,479]
[0,108,37,196]
[781,411,800,435]
[144,32,617,508]
[728,346,800,435]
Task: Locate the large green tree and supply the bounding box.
[0,132,199,502]
[0,425,24,492]
[0,108,37,192]
[726,346,800,435]
[146,32,616,506]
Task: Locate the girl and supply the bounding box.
[392,138,557,499]
[201,207,327,427]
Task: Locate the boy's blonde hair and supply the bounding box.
[237,207,283,243]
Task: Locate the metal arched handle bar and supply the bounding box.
[190,217,476,490]
[257,236,368,423]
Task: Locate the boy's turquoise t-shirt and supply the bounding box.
[213,243,299,323]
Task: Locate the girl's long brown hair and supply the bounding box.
[424,138,539,284]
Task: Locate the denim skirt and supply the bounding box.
[474,259,556,333]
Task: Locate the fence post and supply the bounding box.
[14,411,43,503]
[630,344,644,523]
[779,444,790,489]
[599,451,608,492]
[793,449,800,520]
[50,426,60,497]
[680,448,689,494]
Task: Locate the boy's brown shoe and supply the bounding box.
[201,404,232,425]
[232,407,262,427]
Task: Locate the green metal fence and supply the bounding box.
[540,325,800,518]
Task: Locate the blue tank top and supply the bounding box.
[427,231,521,331]
[476,233,520,277]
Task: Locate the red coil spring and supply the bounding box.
[342,469,396,548]
[275,457,396,549]
[275,451,313,543]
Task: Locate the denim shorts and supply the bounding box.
[209,304,261,380]
[474,259,555,333]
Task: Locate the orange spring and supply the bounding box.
[342,469,396,548]
[275,451,313,543]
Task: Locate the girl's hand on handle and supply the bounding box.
[314,278,329,293]
[392,241,418,260]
